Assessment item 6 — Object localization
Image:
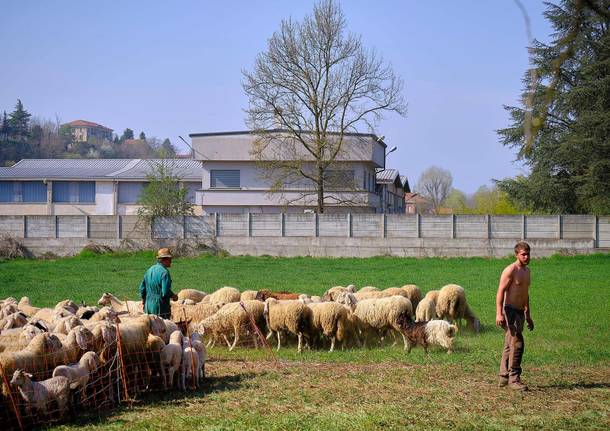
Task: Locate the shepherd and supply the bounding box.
[139,248,178,319]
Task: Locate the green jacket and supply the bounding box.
[139,262,174,318]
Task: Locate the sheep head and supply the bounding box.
[97,293,112,306]
[10,369,33,387]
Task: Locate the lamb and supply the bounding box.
[177,289,208,303]
[240,290,259,301]
[305,302,350,352]
[197,300,265,350]
[180,345,199,391]
[54,300,79,315]
[10,369,71,418]
[397,314,458,353]
[59,326,96,364]
[189,332,207,380]
[0,311,28,333]
[97,292,143,315]
[52,351,100,404]
[435,284,481,333]
[255,289,301,301]
[263,298,311,352]
[53,315,82,335]
[160,330,183,389]
[415,297,437,322]
[17,297,41,317]
[201,286,241,303]
[351,296,414,350]
[400,284,423,309]
[321,285,355,301]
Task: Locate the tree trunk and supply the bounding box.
[317,166,325,214]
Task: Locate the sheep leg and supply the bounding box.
[266,330,273,340]
[401,332,409,351]
[276,331,281,351]
[223,334,232,348]
[297,333,303,353]
[160,363,167,390]
[329,336,335,352]
[229,326,240,351]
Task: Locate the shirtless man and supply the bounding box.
[496,241,534,390]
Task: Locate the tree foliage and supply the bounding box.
[497,0,610,214]
[243,0,406,213]
[137,159,195,224]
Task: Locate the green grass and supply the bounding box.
[1,253,609,430]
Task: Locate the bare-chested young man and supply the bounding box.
[496,241,534,391]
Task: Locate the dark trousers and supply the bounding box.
[499,304,525,382]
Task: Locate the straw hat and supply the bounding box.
[156,248,173,259]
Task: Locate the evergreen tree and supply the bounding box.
[8,99,31,142]
[497,1,610,214]
[120,128,134,142]
[139,131,146,140]
[161,138,177,157]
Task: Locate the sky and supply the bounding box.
[0,1,554,194]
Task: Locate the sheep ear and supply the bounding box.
[25,372,33,378]
[76,330,88,350]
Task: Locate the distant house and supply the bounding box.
[0,159,202,215]
[405,192,430,214]
[63,120,113,142]
[190,130,389,214]
[375,169,408,214]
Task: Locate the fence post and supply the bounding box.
[451,214,456,239]
[558,215,562,240]
[381,213,386,238]
[347,213,352,238]
[183,215,187,239]
[23,215,27,238]
[116,215,122,239]
[247,213,252,237]
[594,215,599,248]
[86,215,90,239]
[280,213,285,237]
[522,215,527,239]
[214,213,219,237]
[486,215,491,239]
[314,213,319,237]
[416,213,421,238]
[54,215,59,238]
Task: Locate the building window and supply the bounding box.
[324,170,355,189]
[0,181,47,203]
[118,182,146,204]
[52,181,95,203]
[211,170,240,188]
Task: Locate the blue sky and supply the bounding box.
[0,1,553,193]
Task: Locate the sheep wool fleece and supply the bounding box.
[139,262,175,319]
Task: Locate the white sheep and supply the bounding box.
[177,289,208,303]
[415,297,437,322]
[435,284,480,332]
[351,296,414,350]
[400,284,423,310]
[171,301,225,327]
[10,369,71,418]
[240,290,259,301]
[180,345,199,391]
[263,298,311,352]
[424,290,440,304]
[357,286,379,293]
[52,351,100,404]
[53,315,83,335]
[306,302,350,352]
[0,311,28,333]
[201,286,241,303]
[197,300,265,350]
[97,292,143,315]
[397,314,459,353]
[160,330,183,389]
[189,332,207,380]
[322,285,356,301]
[17,297,40,317]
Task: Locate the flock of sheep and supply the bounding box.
[0,283,480,427]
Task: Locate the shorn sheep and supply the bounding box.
[263,299,311,352]
[397,314,458,353]
[10,369,71,418]
[435,284,481,332]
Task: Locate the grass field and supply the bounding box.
[1,252,609,430]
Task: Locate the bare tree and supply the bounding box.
[415,166,453,215]
[243,0,406,213]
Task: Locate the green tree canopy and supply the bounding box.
[497,0,610,214]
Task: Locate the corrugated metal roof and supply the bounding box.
[0,159,202,180]
[376,168,399,183]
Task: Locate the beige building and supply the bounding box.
[63,120,113,142]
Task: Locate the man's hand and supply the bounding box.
[496,313,505,328]
[526,316,534,331]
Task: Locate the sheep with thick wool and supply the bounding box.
[354,288,408,301]
[351,296,414,350]
[177,289,208,303]
[435,284,480,332]
[263,298,311,352]
[198,300,265,350]
[0,311,28,333]
[415,297,437,322]
[305,302,350,352]
[321,285,355,302]
[424,290,440,304]
[400,284,423,309]
[201,286,241,304]
[17,297,40,317]
[240,290,259,301]
[171,300,225,327]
